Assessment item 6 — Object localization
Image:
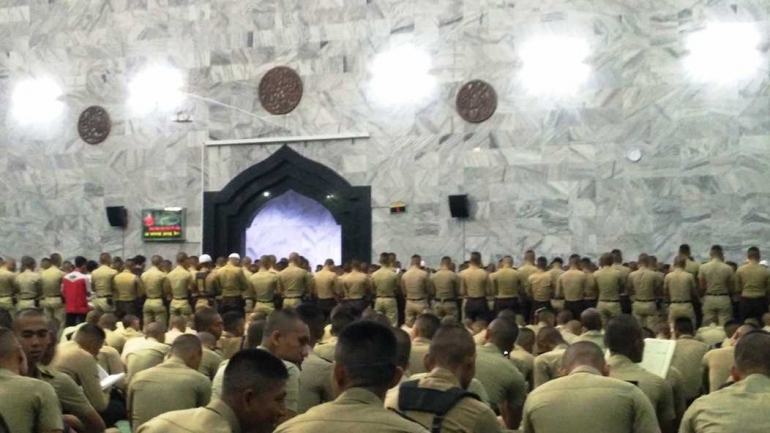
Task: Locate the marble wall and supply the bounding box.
[0,0,768,267]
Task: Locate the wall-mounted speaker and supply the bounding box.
[106,206,128,228]
[448,195,469,218]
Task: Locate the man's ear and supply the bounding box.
[388,366,404,389]
[332,362,346,397]
[730,364,742,383]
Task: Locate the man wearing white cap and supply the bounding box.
[215,253,249,315]
[194,255,217,312]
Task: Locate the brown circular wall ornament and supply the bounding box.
[456,80,498,123]
[258,66,303,115]
[78,106,111,145]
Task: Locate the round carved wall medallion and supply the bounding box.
[456,80,498,123]
[78,106,111,145]
[258,66,303,115]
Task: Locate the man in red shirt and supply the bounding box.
[63,256,90,326]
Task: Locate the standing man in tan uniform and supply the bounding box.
[522,342,659,433]
[430,257,460,322]
[167,252,195,324]
[697,245,734,325]
[114,259,144,318]
[491,256,525,317]
[594,253,624,325]
[91,253,118,314]
[735,246,770,322]
[580,257,598,309]
[313,259,339,321]
[372,254,399,326]
[402,255,431,327]
[40,258,65,327]
[217,253,249,315]
[518,251,539,323]
[251,255,283,317]
[680,244,701,278]
[14,256,42,310]
[628,255,663,330]
[665,255,698,328]
[341,260,371,317]
[141,256,169,326]
[548,258,565,312]
[527,257,555,317]
[278,253,313,310]
[558,255,587,320]
[0,259,16,312]
[610,250,631,314]
[459,252,489,322]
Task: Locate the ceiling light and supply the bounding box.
[11,77,64,123]
[685,23,762,83]
[128,66,185,115]
[520,36,590,94]
[368,45,436,106]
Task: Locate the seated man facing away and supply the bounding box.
[521,341,658,433]
[385,323,500,432]
[138,349,289,433]
[274,321,428,433]
[681,330,770,433]
[128,334,211,428]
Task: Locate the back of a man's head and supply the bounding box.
[122,315,139,331]
[170,316,187,333]
[0,309,12,329]
[98,314,118,331]
[144,322,166,342]
[428,324,476,387]
[605,315,644,362]
[414,314,441,340]
[581,308,602,331]
[516,327,536,353]
[674,317,694,337]
[392,328,411,371]
[335,321,398,391]
[295,303,325,345]
[536,309,555,327]
[222,349,289,429]
[169,334,203,369]
[536,327,565,353]
[734,331,770,378]
[262,310,300,345]
[75,324,106,356]
[0,327,23,372]
[195,307,223,338]
[245,320,266,350]
[197,332,217,350]
[556,310,573,326]
[331,311,355,336]
[222,311,245,336]
[562,341,608,375]
[487,318,519,353]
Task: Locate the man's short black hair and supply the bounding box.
[222,311,244,333]
[295,303,326,341]
[335,321,398,388]
[414,314,441,340]
[605,315,642,355]
[674,317,694,336]
[77,323,106,341]
[194,307,221,333]
[735,331,770,375]
[223,349,288,397]
[121,315,139,330]
[74,256,87,268]
[0,309,12,329]
[331,311,356,335]
[392,328,411,370]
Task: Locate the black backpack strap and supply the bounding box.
[398,380,479,433]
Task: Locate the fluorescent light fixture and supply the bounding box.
[369,45,436,106]
[685,23,762,83]
[519,36,590,94]
[263,191,271,197]
[128,66,185,115]
[11,77,64,123]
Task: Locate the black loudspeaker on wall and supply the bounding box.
[106,206,128,228]
[448,194,470,218]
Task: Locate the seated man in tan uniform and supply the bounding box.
[682,331,770,433]
[274,321,428,433]
[522,341,659,433]
[295,304,334,414]
[409,314,441,375]
[386,323,500,432]
[702,324,757,392]
[128,335,211,428]
[138,349,289,433]
[533,327,569,388]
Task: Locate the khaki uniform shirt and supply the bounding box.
[372,268,399,298]
[137,399,240,433]
[574,330,606,351]
[408,337,431,375]
[665,269,697,302]
[216,263,249,298]
[198,348,222,380]
[168,265,194,299]
[517,264,539,285]
[298,352,334,414]
[698,259,734,295]
[15,269,42,300]
[671,336,709,401]
[250,270,281,302]
[128,357,212,428]
[702,346,734,393]
[275,387,428,433]
[342,271,370,299]
[629,268,663,301]
[612,264,632,292]
[680,374,770,433]
[490,267,524,299]
[694,324,726,347]
[91,265,118,297]
[141,267,167,299]
[402,267,430,299]
[522,365,659,433]
[279,264,314,298]
[583,271,598,300]
[735,261,770,298]
[558,269,587,301]
[510,345,535,384]
[313,268,339,299]
[608,354,676,424]
[314,337,337,363]
[459,266,489,298]
[528,271,554,302]
[52,343,109,412]
[594,267,624,301]
[548,267,565,295]
[41,267,65,298]
[430,269,459,300]
[533,345,568,388]
[0,368,63,433]
[104,329,127,354]
[0,268,16,298]
[114,270,141,301]
[384,367,501,433]
[684,259,701,279]
[474,343,527,408]
[33,364,94,422]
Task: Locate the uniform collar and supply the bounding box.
[424,367,461,387]
[677,335,694,340]
[98,264,112,270]
[206,399,240,433]
[583,329,602,336]
[569,365,602,376]
[163,357,189,368]
[336,387,384,405]
[737,374,770,391]
[174,265,187,272]
[33,363,55,379]
[412,337,430,345]
[480,342,503,355]
[607,354,637,369]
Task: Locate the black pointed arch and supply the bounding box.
[202,145,371,263]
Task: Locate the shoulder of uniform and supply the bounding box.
[36,364,57,379]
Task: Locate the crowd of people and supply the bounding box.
[0,243,769,432]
